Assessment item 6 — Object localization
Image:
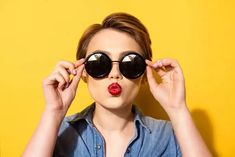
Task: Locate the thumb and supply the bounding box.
[69,64,85,91]
[146,65,159,88]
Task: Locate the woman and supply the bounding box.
[23,13,212,157]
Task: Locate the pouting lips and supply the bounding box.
[108,83,122,96]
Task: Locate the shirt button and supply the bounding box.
[95,144,101,149]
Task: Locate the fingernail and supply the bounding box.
[65,83,69,88]
[79,58,85,63]
[72,69,77,75]
[153,63,158,67]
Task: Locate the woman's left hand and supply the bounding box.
[145,58,187,114]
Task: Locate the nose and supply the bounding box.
[108,62,123,80]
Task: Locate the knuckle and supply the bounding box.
[57,76,65,84]
[56,61,75,72]
[60,79,65,84]
[64,75,70,83]
[69,64,75,71]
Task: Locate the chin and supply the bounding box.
[95,98,132,110]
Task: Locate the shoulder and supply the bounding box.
[141,116,175,145]
[58,104,95,136]
[132,105,172,134]
[140,116,182,155]
[142,116,173,133]
[132,105,174,139]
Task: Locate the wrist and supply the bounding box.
[166,104,212,157]
[42,108,66,126]
[44,104,68,117]
[166,102,190,121]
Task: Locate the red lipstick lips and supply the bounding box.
[108,83,122,96]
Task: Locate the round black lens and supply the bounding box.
[120,53,146,79]
[85,52,112,78]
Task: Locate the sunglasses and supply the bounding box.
[84,51,146,79]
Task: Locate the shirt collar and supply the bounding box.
[66,103,152,133]
[132,105,152,133]
[65,102,95,127]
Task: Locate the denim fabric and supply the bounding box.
[53,103,182,157]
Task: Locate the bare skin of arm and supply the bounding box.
[22,59,85,157]
[146,59,212,157]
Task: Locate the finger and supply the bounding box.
[69,64,85,90]
[160,58,179,68]
[47,72,66,89]
[145,59,153,66]
[53,66,70,83]
[161,58,184,75]
[146,59,161,69]
[146,59,167,71]
[56,60,76,75]
[146,59,167,77]
[74,58,85,68]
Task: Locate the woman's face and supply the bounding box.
[83,28,145,110]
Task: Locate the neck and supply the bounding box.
[92,103,134,132]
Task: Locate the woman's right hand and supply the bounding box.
[42,58,85,116]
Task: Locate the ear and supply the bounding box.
[81,69,88,83]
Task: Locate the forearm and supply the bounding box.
[22,110,65,157]
[168,104,212,157]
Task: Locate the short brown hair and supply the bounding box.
[76,12,152,60]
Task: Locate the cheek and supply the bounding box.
[86,78,106,100]
[123,80,142,100]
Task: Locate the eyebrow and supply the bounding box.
[88,50,142,59]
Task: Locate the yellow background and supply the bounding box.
[0,0,234,156]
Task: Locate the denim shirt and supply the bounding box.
[53,104,182,157]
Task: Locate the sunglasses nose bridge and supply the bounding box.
[108,61,123,79]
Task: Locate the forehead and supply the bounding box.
[86,29,142,58]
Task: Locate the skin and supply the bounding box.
[22,29,212,157]
[83,29,145,157]
[84,29,144,112]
